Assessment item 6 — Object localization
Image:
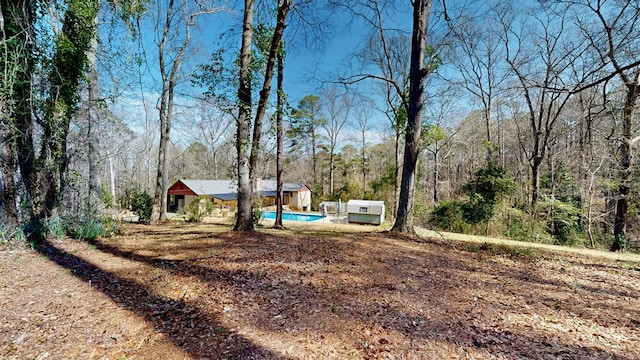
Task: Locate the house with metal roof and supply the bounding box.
[167,179,311,213]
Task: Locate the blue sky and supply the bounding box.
[99,1,443,147]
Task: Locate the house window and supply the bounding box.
[359,206,368,213]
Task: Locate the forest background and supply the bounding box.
[1,0,640,251]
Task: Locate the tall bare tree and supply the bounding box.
[499,2,586,208]
[274,50,285,228]
[289,94,326,187]
[564,0,640,250]
[190,97,234,179]
[322,86,350,195]
[151,0,223,223]
[391,0,434,233]
[351,105,374,198]
[422,90,457,205]
[235,0,292,231]
[234,0,256,231]
[445,3,507,162]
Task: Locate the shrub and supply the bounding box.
[70,219,103,241]
[538,197,584,246]
[611,234,627,252]
[461,193,495,225]
[100,184,115,208]
[330,183,362,202]
[307,183,323,211]
[185,195,214,222]
[461,162,516,226]
[429,201,468,233]
[120,187,153,224]
[252,208,263,225]
[493,205,554,244]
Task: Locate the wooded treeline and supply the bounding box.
[1,0,639,250]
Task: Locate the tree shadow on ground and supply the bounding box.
[81,226,639,359]
[36,240,291,360]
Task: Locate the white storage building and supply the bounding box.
[347,200,385,225]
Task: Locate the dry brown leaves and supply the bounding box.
[1,223,639,359]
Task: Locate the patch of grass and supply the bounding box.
[44,216,66,240]
[0,223,26,248]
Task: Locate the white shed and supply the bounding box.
[347,200,385,225]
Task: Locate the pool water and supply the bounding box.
[261,211,323,222]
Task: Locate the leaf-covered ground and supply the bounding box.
[1,222,639,359]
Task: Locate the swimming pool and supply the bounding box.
[261,211,323,222]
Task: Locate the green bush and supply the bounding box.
[461,193,495,225]
[493,205,553,244]
[71,220,103,241]
[185,195,214,222]
[429,201,468,233]
[311,182,323,211]
[461,162,516,226]
[120,187,153,224]
[538,197,584,246]
[100,184,115,208]
[330,183,362,202]
[252,208,263,225]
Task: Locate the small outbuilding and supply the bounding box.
[346,200,385,225]
[166,179,312,213]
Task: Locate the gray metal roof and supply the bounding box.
[179,179,236,196]
[260,180,307,192]
[210,192,238,201]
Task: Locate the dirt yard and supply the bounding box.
[1,222,639,359]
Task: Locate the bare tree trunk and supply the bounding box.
[612,84,639,250]
[394,131,401,217]
[86,15,101,217]
[361,124,367,198]
[530,156,542,208]
[234,0,255,231]
[152,0,193,223]
[484,104,492,161]
[108,157,116,206]
[392,0,432,234]
[329,152,335,194]
[248,0,291,187]
[432,152,439,204]
[0,123,16,224]
[236,0,291,230]
[274,52,284,228]
[312,135,318,187]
